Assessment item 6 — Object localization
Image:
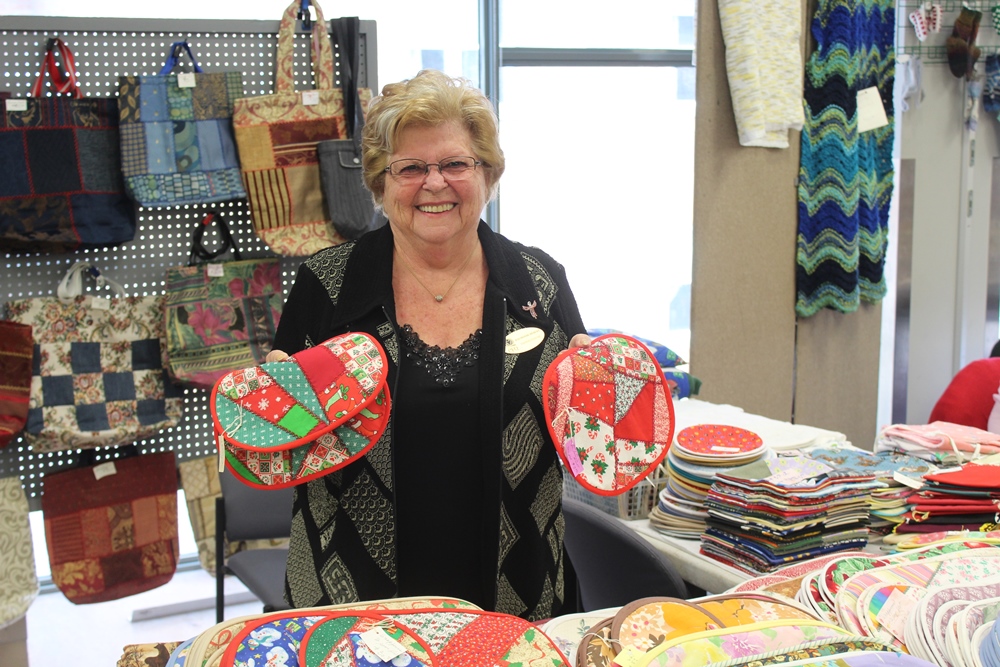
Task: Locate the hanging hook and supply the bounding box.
[298,0,313,30]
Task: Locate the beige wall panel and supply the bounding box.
[690,0,799,421]
[794,305,883,449]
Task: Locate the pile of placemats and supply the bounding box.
[650,424,768,538]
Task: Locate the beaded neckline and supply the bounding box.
[400,324,482,386]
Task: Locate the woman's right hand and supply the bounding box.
[266,349,290,363]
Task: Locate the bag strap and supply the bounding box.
[188,211,243,265]
[276,0,334,93]
[159,40,204,76]
[332,17,364,150]
[31,38,83,99]
[56,262,126,299]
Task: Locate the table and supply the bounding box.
[622,519,749,594]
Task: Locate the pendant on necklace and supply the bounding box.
[435,295,444,302]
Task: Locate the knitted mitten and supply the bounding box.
[947,7,983,79]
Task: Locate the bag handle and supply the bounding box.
[31,38,83,99]
[188,211,243,265]
[332,17,364,152]
[56,262,126,299]
[276,0,334,93]
[159,40,204,76]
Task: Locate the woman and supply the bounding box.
[270,69,590,620]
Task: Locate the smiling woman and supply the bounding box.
[268,69,591,619]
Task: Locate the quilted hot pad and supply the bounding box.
[543,334,675,496]
[211,332,390,488]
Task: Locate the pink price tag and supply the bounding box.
[564,438,584,476]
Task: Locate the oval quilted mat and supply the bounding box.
[542,334,675,496]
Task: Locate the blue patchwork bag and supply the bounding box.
[117,41,247,207]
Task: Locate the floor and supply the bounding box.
[25,566,263,666]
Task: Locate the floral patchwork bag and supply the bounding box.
[163,212,283,389]
[4,262,184,452]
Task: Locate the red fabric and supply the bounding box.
[0,321,32,448]
[929,357,1000,431]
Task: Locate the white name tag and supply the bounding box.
[91,297,111,310]
[302,90,320,106]
[206,264,225,278]
[93,461,118,480]
[504,327,544,354]
[6,99,28,112]
[177,72,197,88]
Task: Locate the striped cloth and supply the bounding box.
[796,0,895,317]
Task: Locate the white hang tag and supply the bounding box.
[857,86,889,133]
[504,327,544,354]
[206,264,225,278]
[217,435,226,473]
[93,461,118,481]
[892,471,924,489]
[613,645,647,667]
[91,296,111,310]
[177,72,197,88]
[6,99,28,112]
[302,90,320,106]
[358,628,406,663]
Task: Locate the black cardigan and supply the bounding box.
[273,221,586,620]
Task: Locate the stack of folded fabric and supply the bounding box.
[650,424,768,538]
[874,421,1000,465]
[898,454,1000,536]
[805,446,934,538]
[700,451,885,574]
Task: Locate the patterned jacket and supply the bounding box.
[272,221,586,620]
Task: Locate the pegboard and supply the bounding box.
[899,0,1000,63]
[0,15,378,506]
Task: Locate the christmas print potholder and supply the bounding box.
[543,334,675,495]
[211,332,391,489]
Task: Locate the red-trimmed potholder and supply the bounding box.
[211,332,390,489]
[542,334,675,496]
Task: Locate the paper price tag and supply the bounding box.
[177,72,197,88]
[359,628,406,663]
[505,327,544,354]
[206,264,225,278]
[6,99,28,112]
[613,645,647,667]
[217,435,226,473]
[875,587,915,642]
[564,438,584,476]
[93,461,118,481]
[857,86,889,133]
[710,445,741,452]
[91,296,111,310]
[302,90,320,106]
[892,470,924,489]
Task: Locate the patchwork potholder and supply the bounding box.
[611,597,724,654]
[543,334,675,495]
[211,332,391,489]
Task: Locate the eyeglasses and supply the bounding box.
[384,156,482,181]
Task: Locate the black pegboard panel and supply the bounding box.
[0,16,378,505]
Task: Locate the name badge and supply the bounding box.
[505,327,544,354]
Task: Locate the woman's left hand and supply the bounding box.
[569,333,592,349]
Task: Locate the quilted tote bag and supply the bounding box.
[0,476,39,629]
[211,332,390,488]
[41,449,179,604]
[542,333,675,495]
[0,38,135,254]
[117,40,247,207]
[163,212,283,389]
[0,321,33,447]
[4,261,184,453]
[233,0,368,256]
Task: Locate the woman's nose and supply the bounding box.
[422,165,448,188]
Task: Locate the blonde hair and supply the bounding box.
[361,69,505,206]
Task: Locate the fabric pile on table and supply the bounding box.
[700,450,884,574]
